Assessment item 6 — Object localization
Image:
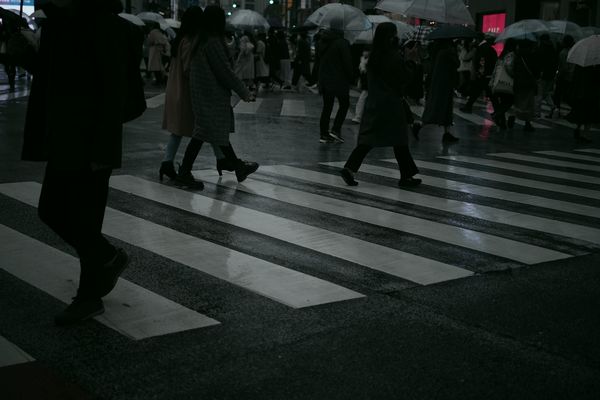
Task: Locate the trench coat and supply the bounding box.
[358,51,411,147]
[422,46,459,126]
[255,39,269,78]
[21,0,144,169]
[235,36,255,80]
[147,28,169,72]
[190,36,250,146]
[162,37,194,136]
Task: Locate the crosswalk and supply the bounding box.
[1,147,600,343]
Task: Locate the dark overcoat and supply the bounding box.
[21,0,144,169]
[358,50,411,147]
[190,37,250,146]
[317,30,353,96]
[422,46,459,126]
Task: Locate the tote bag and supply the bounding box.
[490,59,514,95]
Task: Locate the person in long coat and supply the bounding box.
[146,23,170,85]
[176,5,259,187]
[340,22,421,188]
[234,33,255,90]
[422,39,460,142]
[509,40,538,132]
[254,32,269,87]
[21,0,145,325]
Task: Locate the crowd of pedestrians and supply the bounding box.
[7,0,600,325]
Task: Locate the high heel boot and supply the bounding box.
[159,161,177,181]
[235,160,259,183]
[216,158,236,176]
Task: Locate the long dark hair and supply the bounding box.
[190,5,226,58]
[367,22,398,74]
[171,6,204,58]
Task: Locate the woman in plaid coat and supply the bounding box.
[176,5,259,188]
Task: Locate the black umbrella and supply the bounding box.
[426,25,476,40]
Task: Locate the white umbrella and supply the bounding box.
[137,11,170,31]
[495,19,548,42]
[119,13,145,27]
[30,9,46,19]
[306,3,371,43]
[165,18,181,29]
[546,20,582,39]
[355,15,391,44]
[376,0,474,26]
[228,9,270,32]
[567,35,600,67]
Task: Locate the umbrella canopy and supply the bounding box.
[546,20,582,39]
[581,26,600,38]
[354,14,391,44]
[228,9,270,32]
[119,13,146,27]
[30,9,47,19]
[376,0,474,26]
[411,24,435,43]
[137,11,170,31]
[7,8,36,30]
[567,35,600,67]
[495,19,548,42]
[426,24,476,40]
[305,3,371,43]
[165,18,181,29]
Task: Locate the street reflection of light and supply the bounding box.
[269,0,274,3]
[227,11,232,15]
[232,3,237,8]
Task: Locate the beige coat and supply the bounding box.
[162,38,194,136]
[147,29,169,72]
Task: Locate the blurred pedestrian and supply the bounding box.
[422,39,460,142]
[351,49,369,124]
[277,30,292,89]
[266,27,282,89]
[404,39,424,104]
[489,39,516,130]
[567,65,600,143]
[508,40,538,132]
[176,5,259,187]
[318,19,354,143]
[460,34,497,113]
[254,32,269,89]
[534,34,558,117]
[291,31,313,90]
[550,35,575,118]
[235,32,256,91]
[340,23,420,188]
[457,39,475,97]
[22,0,145,325]
[146,22,170,85]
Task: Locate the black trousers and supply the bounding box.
[465,77,498,110]
[320,90,349,136]
[38,163,115,299]
[180,139,239,173]
[292,61,312,86]
[344,144,419,179]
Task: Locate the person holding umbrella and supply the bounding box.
[340,22,421,188]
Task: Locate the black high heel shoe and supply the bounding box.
[159,161,177,181]
[216,158,236,176]
[176,166,204,189]
[235,160,259,183]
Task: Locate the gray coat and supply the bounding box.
[190,36,250,145]
[358,51,410,147]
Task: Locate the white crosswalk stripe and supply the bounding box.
[1,147,599,340]
[0,335,35,368]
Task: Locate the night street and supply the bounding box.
[2,65,600,398]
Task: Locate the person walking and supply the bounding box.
[489,39,516,130]
[21,0,145,325]
[567,65,600,143]
[534,34,558,117]
[551,35,575,118]
[291,31,313,90]
[340,22,421,188]
[422,39,460,142]
[508,40,538,132]
[254,32,269,89]
[318,19,354,143]
[460,34,497,113]
[146,22,170,85]
[176,5,259,187]
[404,39,425,104]
[277,30,292,89]
[457,39,475,97]
[351,50,369,124]
[235,32,256,91]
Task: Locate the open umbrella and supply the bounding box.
[228,9,269,32]
[354,15,391,44]
[581,26,600,38]
[376,0,474,26]
[137,11,170,31]
[165,18,181,29]
[495,19,547,42]
[567,35,600,67]
[426,24,476,40]
[119,13,145,27]
[305,3,371,43]
[546,20,583,39]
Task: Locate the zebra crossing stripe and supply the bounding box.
[438,155,600,185]
[0,335,35,368]
[259,165,570,264]
[575,148,600,155]
[280,99,306,117]
[233,98,263,114]
[313,163,600,246]
[110,175,472,285]
[145,93,165,109]
[391,159,600,200]
[488,153,600,173]
[325,161,600,219]
[0,181,363,309]
[534,151,600,163]
[0,222,219,340]
[0,89,30,102]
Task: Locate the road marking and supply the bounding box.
[0,336,35,368]
[575,148,600,155]
[489,153,600,173]
[280,99,306,117]
[233,98,263,114]
[145,93,165,109]
[534,151,600,163]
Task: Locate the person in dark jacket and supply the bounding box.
[508,39,538,132]
[340,22,421,188]
[291,31,313,90]
[551,35,575,117]
[534,34,558,117]
[460,34,498,113]
[567,65,600,143]
[318,19,354,143]
[422,39,460,142]
[21,0,145,326]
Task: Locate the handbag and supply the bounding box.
[490,59,514,94]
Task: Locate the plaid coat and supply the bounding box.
[190,37,250,146]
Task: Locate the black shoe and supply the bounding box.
[411,123,421,140]
[507,116,516,129]
[216,158,235,176]
[340,168,358,186]
[523,122,535,132]
[159,161,177,181]
[55,297,104,326]
[320,135,334,143]
[176,169,204,189]
[96,249,128,298]
[235,160,259,183]
[459,106,472,113]
[329,131,344,143]
[442,132,459,143]
[398,177,422,187]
